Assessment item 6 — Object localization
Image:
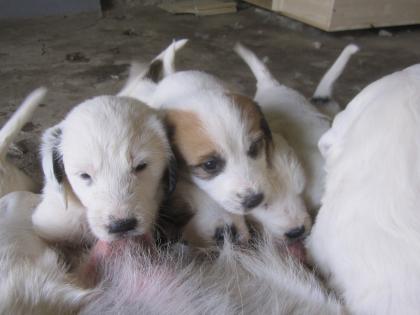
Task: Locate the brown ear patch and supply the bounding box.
[228,93,274,164]
[164,110,219,167]
[228,94,272,141]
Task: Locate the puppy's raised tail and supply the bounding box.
[0,87,46,159]
[155,38,188,78]
[130,39,189,84]
[312,44,359,103]
[234,43,279,90]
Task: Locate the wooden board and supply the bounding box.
[329,0,420,31]
[159,0,236,16]
[244,0,420,31]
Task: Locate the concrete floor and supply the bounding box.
[1,4,420,182]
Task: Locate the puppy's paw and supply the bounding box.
[213,224,239,247]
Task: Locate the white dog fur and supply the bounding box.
[235,43,358,212]
[0,87,46,197]
[32,95,175,245]
[307,64,420,315]
[0,191,92,315]
[120,40,310,245]
[80,236,344,315]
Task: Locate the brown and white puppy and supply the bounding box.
[32,95,176,246]
[235,43,358,212]
[120,40,310,246]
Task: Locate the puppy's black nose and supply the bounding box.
[285,225,305,240]
[108,218,138,234]
[242,192,264,210]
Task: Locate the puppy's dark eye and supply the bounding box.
[134,162,147,173]
[80,173,91,180]
[203,159,218,171]
[200,156,224,174]
[248,138,264,158]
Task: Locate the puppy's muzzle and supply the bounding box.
[108,218,138,234]
[241,192,264,211]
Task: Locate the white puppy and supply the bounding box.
[235,43,358,212]
[0,191,92,315]
[307,64,420,315]
[120,40,310,246]
[32,96,175,245]
[0,88,46,197]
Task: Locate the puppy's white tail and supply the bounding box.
[118,39,188,102]
[155,38,189,78]
[234,43,279,90]
[0,87,46,159]
[312,44,359,101]
[134,39,189,83]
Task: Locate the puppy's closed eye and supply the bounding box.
[79,172,93,185]
[248,137,265,159]
[133,162,148,173]
[80,173,92,180]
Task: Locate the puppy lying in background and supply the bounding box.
[120,40,310,247]
[32,95,175,245]
[81,236,344,315]
[0,191,92,315]
[307,64,420,315]
[235,43,358,212]
[0,88,46,197]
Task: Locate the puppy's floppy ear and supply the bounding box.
[229,93,274,165]
[165,153,177,197]
[256,102,274,165]
[160,115,177,197]
[41,125,67,203]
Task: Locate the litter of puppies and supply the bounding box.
[1,38,419,315]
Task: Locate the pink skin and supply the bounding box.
[81,233,155,286]
[286,240,307,264]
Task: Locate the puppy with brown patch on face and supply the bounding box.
[31,95,176,246]
[235,43,358,213]
[120,40,311,247]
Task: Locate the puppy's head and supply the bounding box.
[160,73,273,214]
[249,134,311,241]
[41,96,175,241]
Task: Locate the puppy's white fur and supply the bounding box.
[121,40,310,244]
[0,191,92,315]
[32,96,173,244]
[307,64,420,315]
[80,237,344,315]
[235,44,357,212]
[0,88,46,197]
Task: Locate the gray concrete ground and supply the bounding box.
[1,4,420,183]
